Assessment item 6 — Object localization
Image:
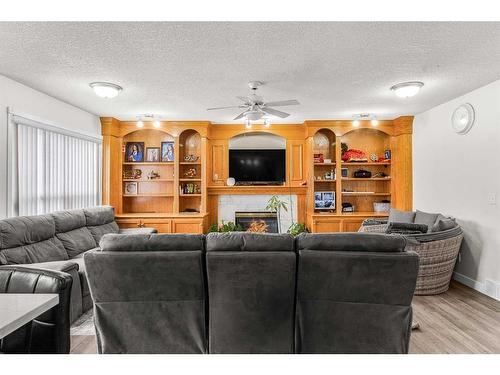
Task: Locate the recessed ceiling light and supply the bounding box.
[390,81,424,98]
[89,82,123,98]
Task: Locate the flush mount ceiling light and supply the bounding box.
[390,81,424,98]
[89,82,123,98]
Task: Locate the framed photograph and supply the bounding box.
[124,182,138,195]
[146,147,160,162]
[161,141,174,162]
[384,149,391,160]
[314,191,335,210]
[125,142,145,162]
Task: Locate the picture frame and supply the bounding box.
[146,147,160,162]
[314,191,335,210]
[124,182,138,195]
[161,141,174,162]
[125,142,145,162]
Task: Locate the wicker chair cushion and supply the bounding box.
[414,210,440,233]
[388,208,415,224]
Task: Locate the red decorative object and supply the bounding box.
[341,149,367,162]
[314,153,324,163]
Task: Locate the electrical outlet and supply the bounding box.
[488,192,496,205]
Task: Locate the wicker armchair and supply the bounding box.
[359,219,463,295]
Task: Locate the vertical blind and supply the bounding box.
[14,119,102,216]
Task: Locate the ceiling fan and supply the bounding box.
[207,81,300,121]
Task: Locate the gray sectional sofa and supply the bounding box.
[0,206,156,323]
[84,231,419,354]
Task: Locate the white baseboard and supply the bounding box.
[453,272,500,301]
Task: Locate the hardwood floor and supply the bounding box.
[70,280,500,354]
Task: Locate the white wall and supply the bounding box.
[413,79,500,300]
[0,74,101,219]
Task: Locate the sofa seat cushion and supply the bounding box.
[0,215,69,265]
[388,208,415,224]
[414,210,439,233]
[71,251,95,298]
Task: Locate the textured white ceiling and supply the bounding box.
[1,22,499,123]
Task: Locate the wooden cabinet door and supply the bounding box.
[172,218,204,234]
[342,218,365,232]
[210,142,226,185]
[312,218,342,233]
[289,141,304,186]
[141,219,172,233]
[115,218,142,229]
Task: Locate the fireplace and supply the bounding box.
[235,212,279,233]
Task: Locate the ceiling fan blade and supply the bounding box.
[233,111,248,120]
[263,99,300,107]
[207,105,246,111]
[261,107,290,118]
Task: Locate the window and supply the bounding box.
[8,113,102,216]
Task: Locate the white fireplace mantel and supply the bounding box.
[218,194,298,233]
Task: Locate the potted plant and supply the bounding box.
[266,196,288,233]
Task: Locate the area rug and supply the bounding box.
[70,310,95,336]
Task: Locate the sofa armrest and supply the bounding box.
[118,227,158,235]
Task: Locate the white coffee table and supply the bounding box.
[0,294,59,339]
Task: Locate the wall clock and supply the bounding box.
[451,103,475,135]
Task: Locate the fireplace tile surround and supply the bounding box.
[218,195,298,233]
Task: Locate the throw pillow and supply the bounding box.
[388,208,416,224]
[385,222,428,235]
[432,218,457,232]
[414,210,439,233]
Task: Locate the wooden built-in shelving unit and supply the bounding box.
[101,116,412,234]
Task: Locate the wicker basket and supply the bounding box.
[358,223,463,295]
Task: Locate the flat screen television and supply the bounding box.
[229,149,285,185]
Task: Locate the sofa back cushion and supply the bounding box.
[52,210,97,258]
[295,235,419,354]
[0,215,68,265]
[206,232,294,252]
[84,234,206,354]
[83,206,119,243]
[296,232,406,252]
[100,233,204,252]
[205,232,296,353]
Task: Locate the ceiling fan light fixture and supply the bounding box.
[89,82,122,98]
[245,110,263,121]
[390,81,424,98]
